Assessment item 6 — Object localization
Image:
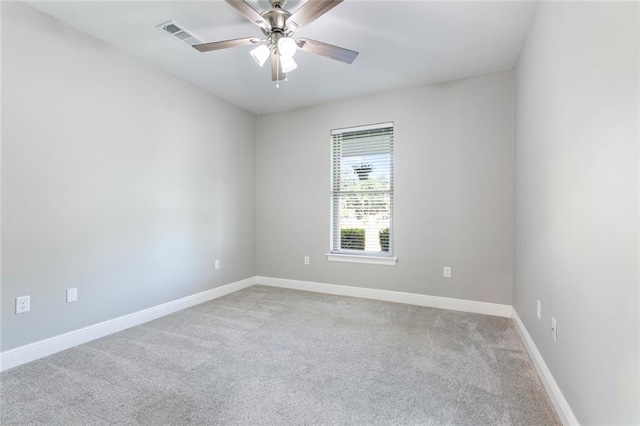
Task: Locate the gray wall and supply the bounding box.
[256,71,515,305]
[514,2,638,424]
[1,2,257,351]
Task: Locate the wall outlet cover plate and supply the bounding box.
[16,296,30,314]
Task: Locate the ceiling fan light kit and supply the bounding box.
[277,36,297,57]
[250,44,271,67]
[192,0,359,87]
[280,55,297,73]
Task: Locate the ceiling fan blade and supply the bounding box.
[286,0,343,30]
[271,49,285,81]
[193,37,259,52]
[296,38,359,64]
[225,0,268,28]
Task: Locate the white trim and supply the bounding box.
[0,273,574,426]
[331,121,394,135]
[256,276,512,317]
[0,277,256,372]
[512,310,580,425]
[326,253,398,266]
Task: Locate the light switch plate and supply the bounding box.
[67,287,78,303]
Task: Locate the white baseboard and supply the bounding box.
[259,277,575,423]
[513,310,579,425]
[256,276,513,318]
[0,277,257,372]
[1,274,575,426]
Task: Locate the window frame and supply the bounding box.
[327,122,397,266]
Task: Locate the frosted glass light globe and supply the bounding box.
[277,37,297,57]
[280,55,298,73]
[250,45,270,67]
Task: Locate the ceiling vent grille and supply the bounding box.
[157,20,203,47]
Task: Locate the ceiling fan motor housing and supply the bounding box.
[260,7,292,36]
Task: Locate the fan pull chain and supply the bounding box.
[276,55,280,89]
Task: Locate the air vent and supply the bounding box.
[157,20,203,47]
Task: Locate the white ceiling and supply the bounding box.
[28,0,538,115]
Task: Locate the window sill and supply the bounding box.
[326,253,398,266]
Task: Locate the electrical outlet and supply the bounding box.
[443,267,452,278]
[536,300,541,319]
[551,317,557,342]
[67,288,78,303]
[215,259,220,270]
[16,296,30,314]
[304,256,310,265]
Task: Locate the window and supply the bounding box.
[329,122,396,265]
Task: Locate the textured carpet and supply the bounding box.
[1,285,560,425]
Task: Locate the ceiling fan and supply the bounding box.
[193,0,359,87]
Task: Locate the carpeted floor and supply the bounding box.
[1,285,560,425]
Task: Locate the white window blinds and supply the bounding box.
[331,122,394,256]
